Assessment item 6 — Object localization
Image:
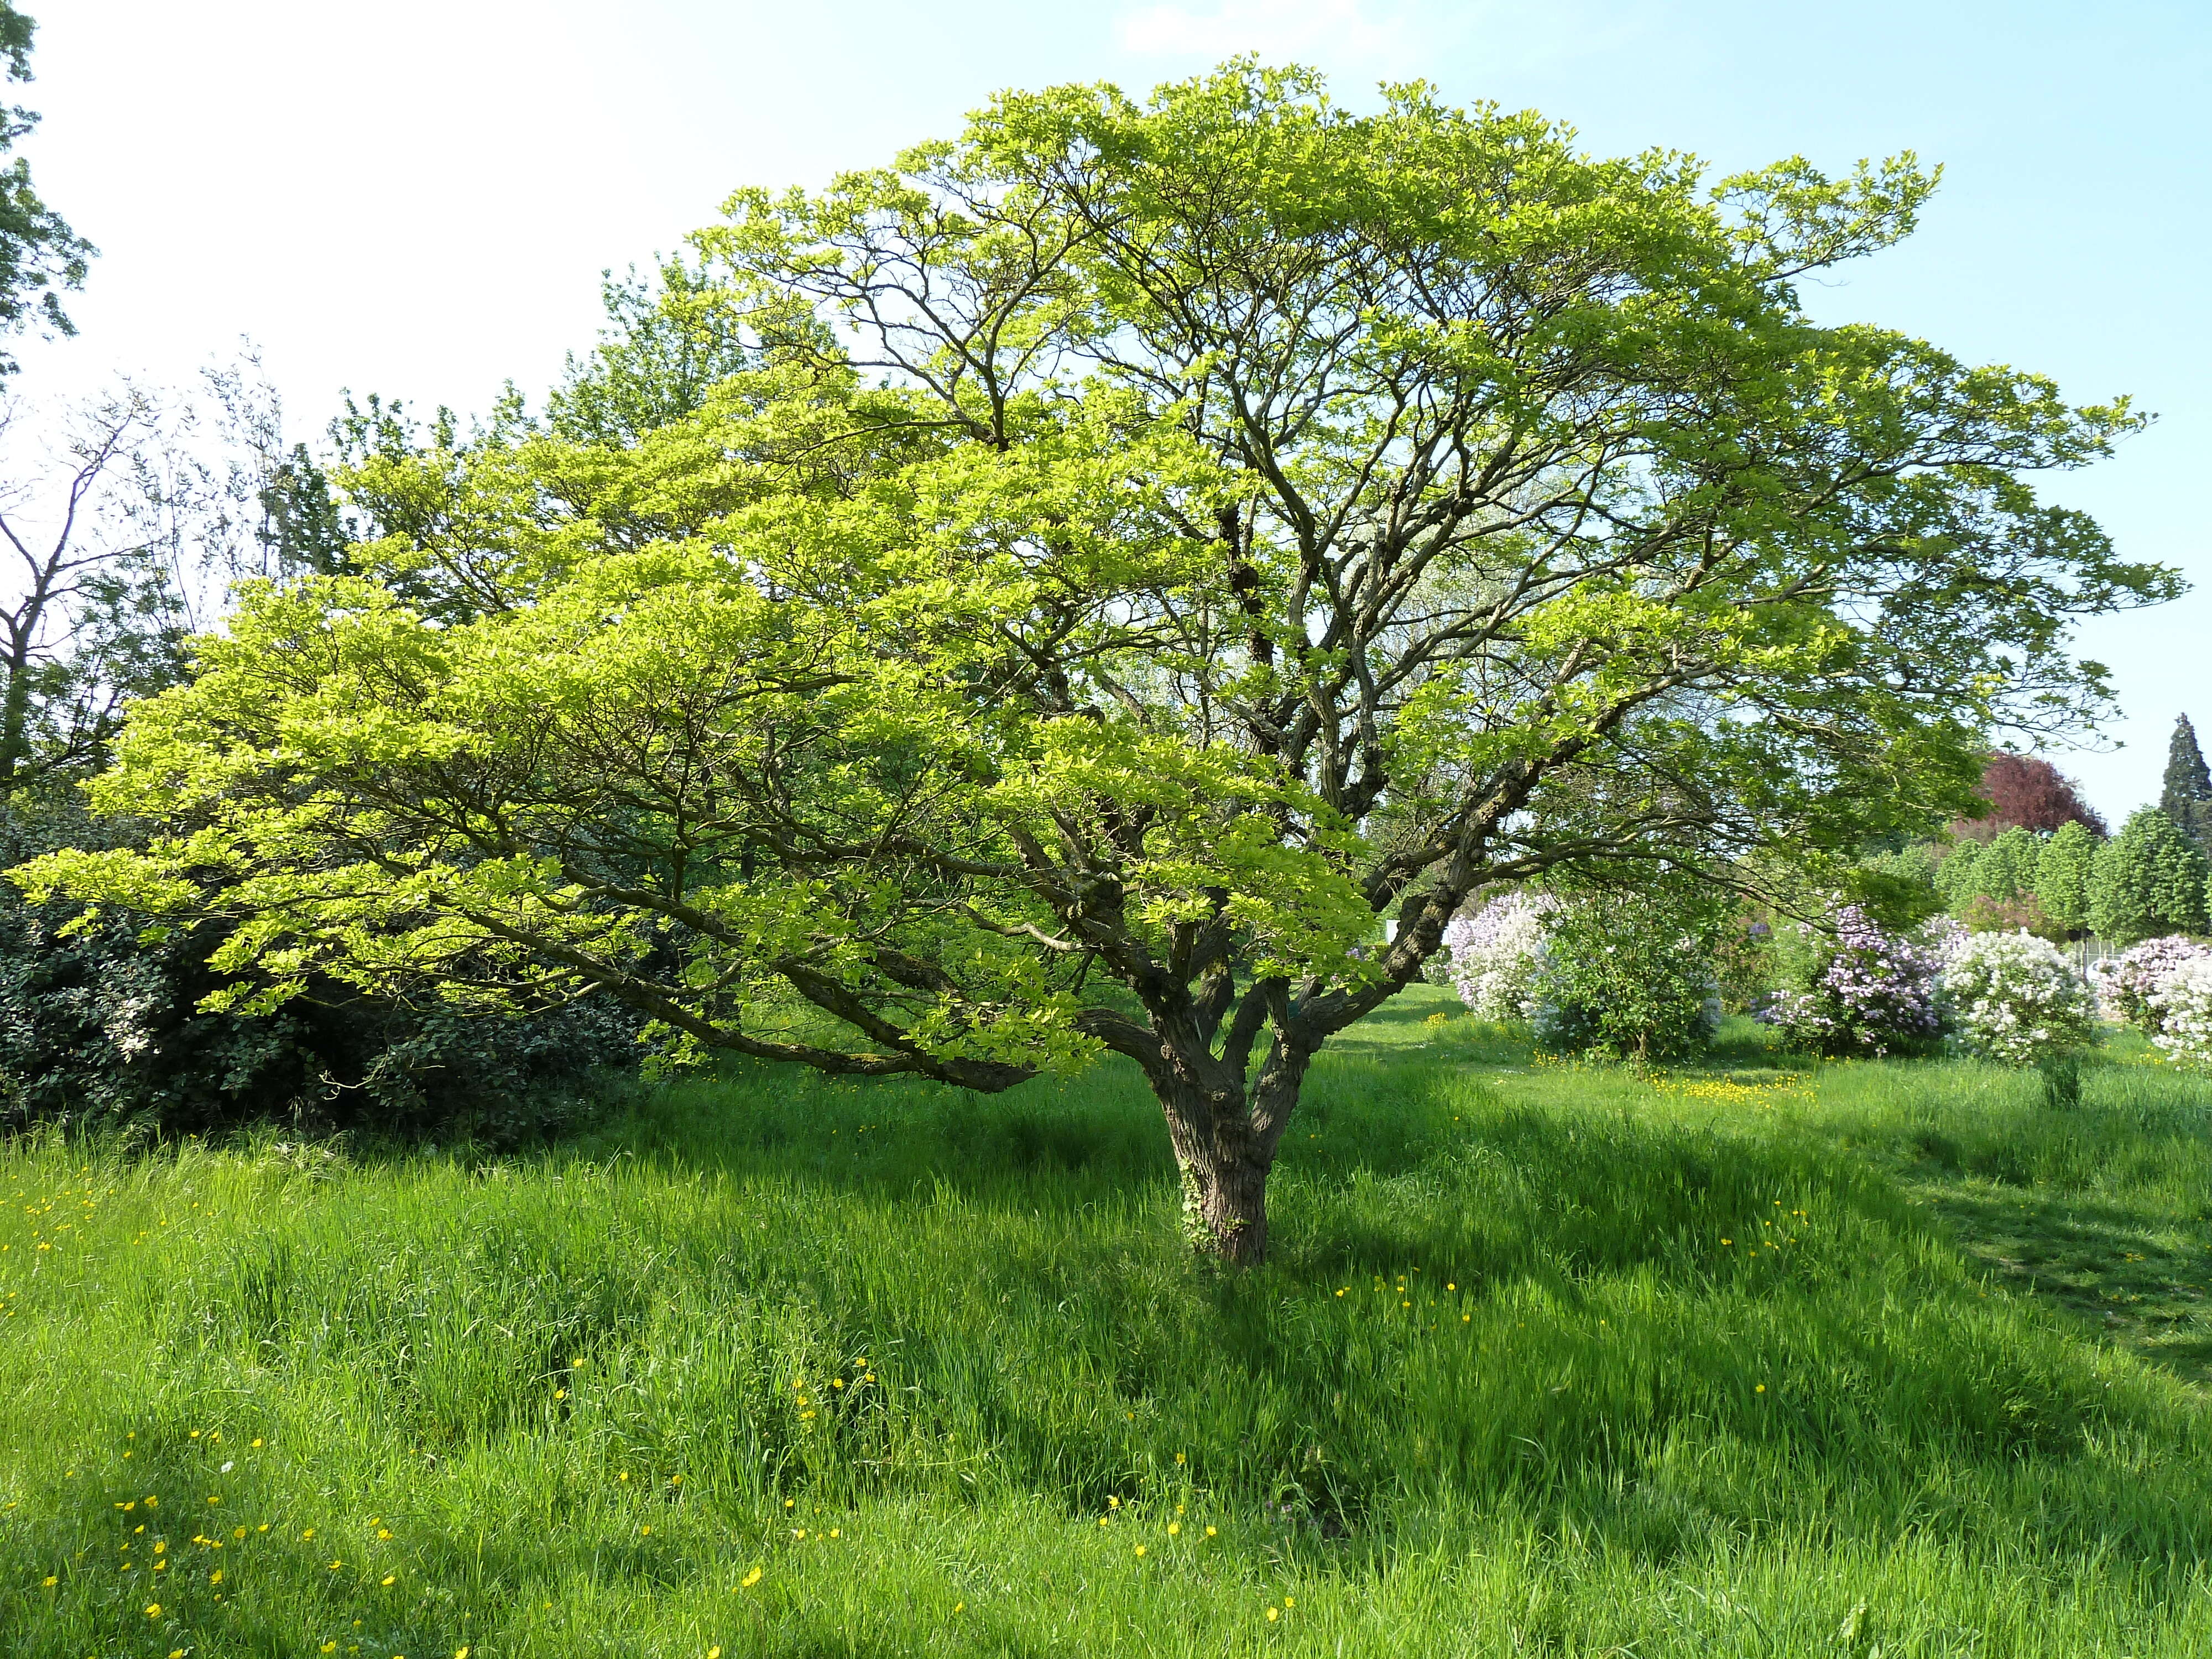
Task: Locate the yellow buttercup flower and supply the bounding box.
[1266,1607,1279,1622]
[740,1566,763,1589]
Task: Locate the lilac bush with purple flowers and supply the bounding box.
[1760,904,1947,1057]
[1443,892,1555,1021]
[2149,957,2212,1070]
[2090,935,2209,1032]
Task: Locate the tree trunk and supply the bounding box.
[1175,1134,1272,1265]
[0,645,31,791]
[1156,1074,1274,1265]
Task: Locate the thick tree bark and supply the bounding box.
[1146,1024,1316,1266]
[1160,1078,1272,1265]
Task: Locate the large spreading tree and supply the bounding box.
[18,67,2178,1260]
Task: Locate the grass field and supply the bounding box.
[7,986,2212,1657]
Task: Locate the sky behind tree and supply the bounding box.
[14,0,2207,821]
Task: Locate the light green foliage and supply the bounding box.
[1980,825,2045,901]
[8,1005,2212,1652]
[2088,808,2210,947]
[1934,839,1986,910]
[2034,819,2099,935]
[11,65,2179,1254]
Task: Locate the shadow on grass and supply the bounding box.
[129,1004,2212,1582]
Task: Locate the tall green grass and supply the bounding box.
[5,988,2212,1656]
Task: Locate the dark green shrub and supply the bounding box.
[1,796,640,1142]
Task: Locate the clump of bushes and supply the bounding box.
[1440,893,1553,1021]
[1534,892,1724,1062]
[1444,885,1720,1062]
[1759,904,1948,1058]
[1439,872,2126,1088]
[2090,935,2210,1031]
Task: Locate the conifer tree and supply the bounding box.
[2162,715,2212,849]
[2088,808,2210,946]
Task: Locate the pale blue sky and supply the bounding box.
[18,0,2208,820]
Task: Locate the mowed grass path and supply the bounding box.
[7,987,2212,1657]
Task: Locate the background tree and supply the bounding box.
[544,256,755,447]
[1979,825,2044,901]
[19,67,2180,1261]
[2033,818,2098,937]
[0,3,90,375]
[2088,808,2210,946]
[0,389,186,793]
[1950,752,2105,842]
[2161,714,2212,851]
[1934,838,1984,910]
[0,362,312,795]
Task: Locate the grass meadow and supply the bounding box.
[6,985,2212,1656]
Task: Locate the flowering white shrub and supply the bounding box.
[1443,893,1554,1021]
[1940,931,2099,1067]
[2148,957,2212,1070]
[2090,935,2210,1031]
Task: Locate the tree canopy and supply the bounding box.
[1960,751,2105,840]
[0,2,89,374]
[16,65,2179,1259]
[2088,808,2209,946]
